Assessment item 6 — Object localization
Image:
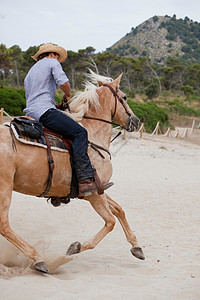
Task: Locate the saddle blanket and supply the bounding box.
[9,122,69,153]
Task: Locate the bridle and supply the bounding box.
[83,83,132,131]
[103,83,132,119]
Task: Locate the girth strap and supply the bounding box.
[39,133,55,197]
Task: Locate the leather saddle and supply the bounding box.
[10,116,73,154]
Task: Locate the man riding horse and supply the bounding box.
[24,43,113,196]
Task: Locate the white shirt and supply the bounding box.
[24,57,69,120]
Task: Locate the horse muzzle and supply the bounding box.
[126,115,140,132]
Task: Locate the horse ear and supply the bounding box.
[112,73,123,90]
[97,81,104,87]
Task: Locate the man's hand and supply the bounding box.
[56,81,71,111]
[56,94,71,111]
[60,81,71,101]
[62,94,70,104]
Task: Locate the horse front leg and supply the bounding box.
[105,193,145,260]
[0,180,48,273]
[66,193,116,255]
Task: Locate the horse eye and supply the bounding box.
[123,95,127,102]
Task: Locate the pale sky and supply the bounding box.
[1,0,200,53]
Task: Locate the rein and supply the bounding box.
[83,115,126,129]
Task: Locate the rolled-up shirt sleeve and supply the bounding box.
[52,60,69,86]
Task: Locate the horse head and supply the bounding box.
[97,74,139,132]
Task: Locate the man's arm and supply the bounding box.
[60,81,71,102]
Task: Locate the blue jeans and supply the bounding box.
[40,108,93,181]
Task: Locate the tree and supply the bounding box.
[62,47,96,89]
[0,44,13,81]
[145,82,159,99]
[62,50,80,89]
[145,59,162,96]
[111,56,139,90]
[94,51,118,76]
[21,46,39,71]
[10,45,22,87]
[161,58,186,92]
[186,64,200,91]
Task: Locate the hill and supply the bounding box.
[107,15,200,64]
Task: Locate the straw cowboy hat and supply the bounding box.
[31,43,67,63]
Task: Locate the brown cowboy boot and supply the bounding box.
[78,178,114,196]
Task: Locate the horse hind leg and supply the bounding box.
[66,193,116,255]
[105,193,145,260]
[0,180,48,273]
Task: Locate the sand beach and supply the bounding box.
[0,129,199,300]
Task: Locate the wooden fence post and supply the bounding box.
[182,128,188,138]
[174,130,179,138]
[164,127,171,137]
[151,122,160,136]
[189,120,195,136]
[0,108,4,124]
[140,123,144,138]
[123,129,127,139]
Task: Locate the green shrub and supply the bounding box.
[16,88,26,99]
[181,85,194,97]
[153,16,159,23]
[128,100,170,132]
[164,98,200,116]
[0,88,26,116]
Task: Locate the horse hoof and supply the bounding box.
[34,262,49,273]
[66,241,81,256]
[131,247,145,260]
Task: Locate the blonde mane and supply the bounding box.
[64,70,113,122]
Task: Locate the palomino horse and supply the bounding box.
[0,72,144,273]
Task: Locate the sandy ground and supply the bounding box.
[0,129,200,300]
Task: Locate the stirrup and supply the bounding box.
[79,181,114,196]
